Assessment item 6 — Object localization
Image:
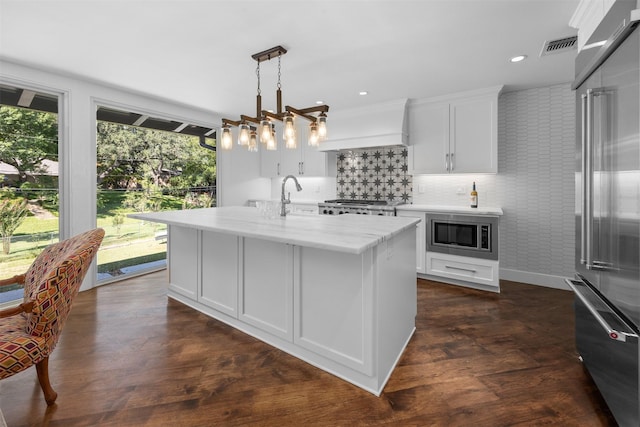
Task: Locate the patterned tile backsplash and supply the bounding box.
[336,146,412,202]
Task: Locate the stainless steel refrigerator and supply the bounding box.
[568,1,640,425]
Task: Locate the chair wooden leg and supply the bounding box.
[35,356,58,405]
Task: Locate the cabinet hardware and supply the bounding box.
[444,265,476,273]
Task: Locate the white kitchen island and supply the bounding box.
[130,207,419,396]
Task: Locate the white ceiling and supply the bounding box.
[0,0,580,119]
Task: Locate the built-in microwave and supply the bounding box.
[426,213,498,260]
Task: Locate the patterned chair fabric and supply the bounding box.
[0,228,104,382]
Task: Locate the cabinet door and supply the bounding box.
[168,225,198,299]
[260,147,281,178]
[409,101,450,174]
[449,96,497,173]
[200,231,239,317]
[239,238,293,341]
[294,246,373,375]
[396,210,426,273]
[280,142,303,176]
[301,144,336,177]
[426,251,499,289]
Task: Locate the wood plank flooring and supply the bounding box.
[0,272,617,426]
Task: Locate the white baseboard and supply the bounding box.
[499,268,571,291]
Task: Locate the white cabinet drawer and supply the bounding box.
[426,252,499,288]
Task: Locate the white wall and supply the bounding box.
[0,58,223,290]
[413,83,576,289]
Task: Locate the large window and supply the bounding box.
[95,106,216,283]
[0,85,60,306]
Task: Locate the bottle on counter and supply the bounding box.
[470,182,478,208]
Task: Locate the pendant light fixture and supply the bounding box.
[220,124,233,150]
[221,45,329,151]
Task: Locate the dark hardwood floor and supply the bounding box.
[0,272,617,426]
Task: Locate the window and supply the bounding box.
[95,106,216,283]
[0,84,60,306]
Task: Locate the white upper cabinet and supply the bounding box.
[260,145,282,177]
[409,102,449,174]
[409,86,502,174]
[260,122,336,178]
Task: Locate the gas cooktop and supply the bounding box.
[318,199,405,216]
[321,199,405,206]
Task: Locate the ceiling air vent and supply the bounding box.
[540,35,578,57]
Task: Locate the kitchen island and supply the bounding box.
[130,207,419,395]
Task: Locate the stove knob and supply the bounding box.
[329,210,334,215]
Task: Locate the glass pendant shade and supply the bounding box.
[221,126,233,150]
[248,130,258,152]
[260,119,272,144]
[283,113,296,140]
[308,122,319,147]
[285,134,297,149]
[238,123,250,145]
[266,133,277,151]
[317,113,327,140]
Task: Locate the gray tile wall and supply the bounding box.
[497,84,576,279]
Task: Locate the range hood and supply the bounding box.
[317,98,408,152]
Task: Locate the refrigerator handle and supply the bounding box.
[585,88,609,271]
[583,90,594,268]
[580,93,588,265]
[566,278,639,342]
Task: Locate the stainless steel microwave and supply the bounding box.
[426,213,498,260]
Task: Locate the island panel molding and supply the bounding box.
[200,231,239,317]
[294,246,374,375]
[240,238,294,341]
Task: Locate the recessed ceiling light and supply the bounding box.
[316,100,324,105]
[510,55,527,63]
[359,91,368,96]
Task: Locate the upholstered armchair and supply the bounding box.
[0,228,104,405]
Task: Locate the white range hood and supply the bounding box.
[317,98,408,152]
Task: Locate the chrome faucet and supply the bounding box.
[281,175,303,217]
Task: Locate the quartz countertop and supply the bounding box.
[248,199,322,206]
[397,204,503,216]
[130,206,420,254]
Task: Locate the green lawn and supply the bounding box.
[1,190,186,279]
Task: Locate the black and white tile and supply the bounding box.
[336,146,412,202]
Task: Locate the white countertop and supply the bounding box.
[248,198,322,206]
[396,204,503,216]
[130,206,420,255]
